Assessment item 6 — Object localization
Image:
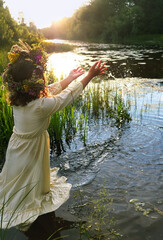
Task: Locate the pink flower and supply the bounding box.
[29,89,36,96]
[35,55,42,64]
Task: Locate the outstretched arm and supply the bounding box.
[60,67,85,90]
[41,60,107,116]
[47,67,85,95]
[81,60,107,88]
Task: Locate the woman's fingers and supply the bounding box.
[92,61,100,69]
[101,67,108,72]
[100,62,106,69]
[96,60,102,69]
[75,67,84,73]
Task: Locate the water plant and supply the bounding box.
[42,42,75,54]
[0,70,132,159]
[0,47,9,75]
[72,186,122,240]
[0,76,13,159]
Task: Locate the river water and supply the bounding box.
[4,41,163,239]
[48,40,163,240]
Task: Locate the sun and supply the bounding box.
[4,0,89,29]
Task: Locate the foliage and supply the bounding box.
[73,186,122,239]
[0,74,132,158]
[42,42,75,53]
[41,0,163,45]
[0,47,9,74]
[0,0,42,48]
[0,76,13,159]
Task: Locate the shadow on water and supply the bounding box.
[1,212,76,240]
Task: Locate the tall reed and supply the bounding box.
[0,47,9,74]
[0,77,13,158]
[0,73,132,159]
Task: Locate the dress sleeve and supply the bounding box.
[40,81,83,117]
[47,82,62,95]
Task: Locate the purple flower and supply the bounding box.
[12,84,17,89]
[35,55,42,64]
[29,89,36,96]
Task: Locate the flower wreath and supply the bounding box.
[2,39,48,97]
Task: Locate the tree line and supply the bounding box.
[0,0,42,47]
[0,0,163,46]
[41,0,163,43]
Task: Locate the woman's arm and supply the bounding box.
[41,61,107,116]
[81,60,107,88]
[47,67,85,95]
[60,67,85,90]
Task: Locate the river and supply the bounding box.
[4,40,163,240]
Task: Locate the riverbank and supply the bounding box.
[122,34,163,47]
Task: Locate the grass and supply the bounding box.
[0,75,132,159]
[0,76,13,159]
[72,185,122,240]
[122,34,163,47]
[0,46,10,74]
[0,46,132,158]
[42,41,75,53]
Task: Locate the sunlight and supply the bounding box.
[5,0,89,28]
[47,52,85,80]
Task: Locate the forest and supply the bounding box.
[1,0,163,47]
[0,0,42,47]
[41,0,163,44]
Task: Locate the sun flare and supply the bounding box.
[5,0,89,28]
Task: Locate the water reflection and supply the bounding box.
[5,41,163,240]
[47,52,85,80]
[47,41,163,240]
[48,39,163,79]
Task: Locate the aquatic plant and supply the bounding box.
[0,71,132,159]
[111,93,132,128]
[72,186,122,239]
[0,47,9,75]
[42,42,75,54]
[0,77,13,159]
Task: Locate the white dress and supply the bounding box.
[0,81,83,230]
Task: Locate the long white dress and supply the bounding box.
[0,81,83,230]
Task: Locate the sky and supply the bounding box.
[4,0,89,29]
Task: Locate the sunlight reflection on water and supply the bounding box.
[47,52,85,80]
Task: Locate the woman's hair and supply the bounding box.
[2,40,48,106]
[5,58,48,106]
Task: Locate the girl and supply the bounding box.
[0,40,107,230]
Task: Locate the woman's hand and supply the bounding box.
[80,60,108,89]
[88,60,107,78]
[69,67,85,81]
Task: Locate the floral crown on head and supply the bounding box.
[7,39,47,71]
[2,40,48,97]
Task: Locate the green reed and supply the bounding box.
[0,47,9,74]
[0,73,132,158]
[73,185,122,239]
[42,41,75,54]
[0,76,13,158]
